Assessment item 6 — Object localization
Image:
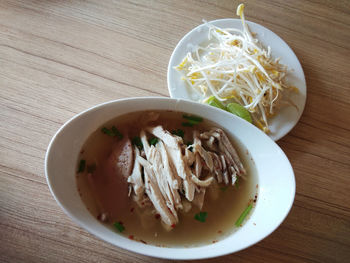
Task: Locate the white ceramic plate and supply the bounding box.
[167,19,307,141]
[45,97,295,260]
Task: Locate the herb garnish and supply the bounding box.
[220,186,228,192]
[101,126,123,139]
[113,222,125,232]
[182,114,203,127]
[182,122,194,127]
[148,137,159,146]
[183,114,203,122]
[87,163,96,173]
[78,159,86,173]
[235,204,253,227]
[235,177,240,189]
[172,129,184,138]
[132,136,143,150]
[194,212,208,223]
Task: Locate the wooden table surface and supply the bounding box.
[1,0,349,262]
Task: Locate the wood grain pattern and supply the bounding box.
[1,0,349,262]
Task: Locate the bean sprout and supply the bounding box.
[175,4,298,133]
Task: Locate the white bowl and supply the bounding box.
[45,97,295,260]
[167,19,307,141]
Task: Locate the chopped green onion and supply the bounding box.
[182,122,194,127]
[235,204,253,227]
[226,103,252,123]
[194,212,208,222]
[205,96,226,110]
[87,163,96,173]
[148,137,158,146]
[188,119,201,125]
[235,177,240,189]
[78,160,86,173]
[111,126,123,139]
[182,114,203,127]
[183,114,203,123]
[172,129,185,138]
[101,127,113,136]
[101,126,123,138]
[113,222,125,232]
[220,186,228,192]
[132,136,143,150]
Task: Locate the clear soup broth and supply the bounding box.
[76,110,257,246]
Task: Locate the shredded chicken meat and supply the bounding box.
[127,123,246,228]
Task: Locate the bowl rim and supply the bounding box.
[45,96,296,260]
